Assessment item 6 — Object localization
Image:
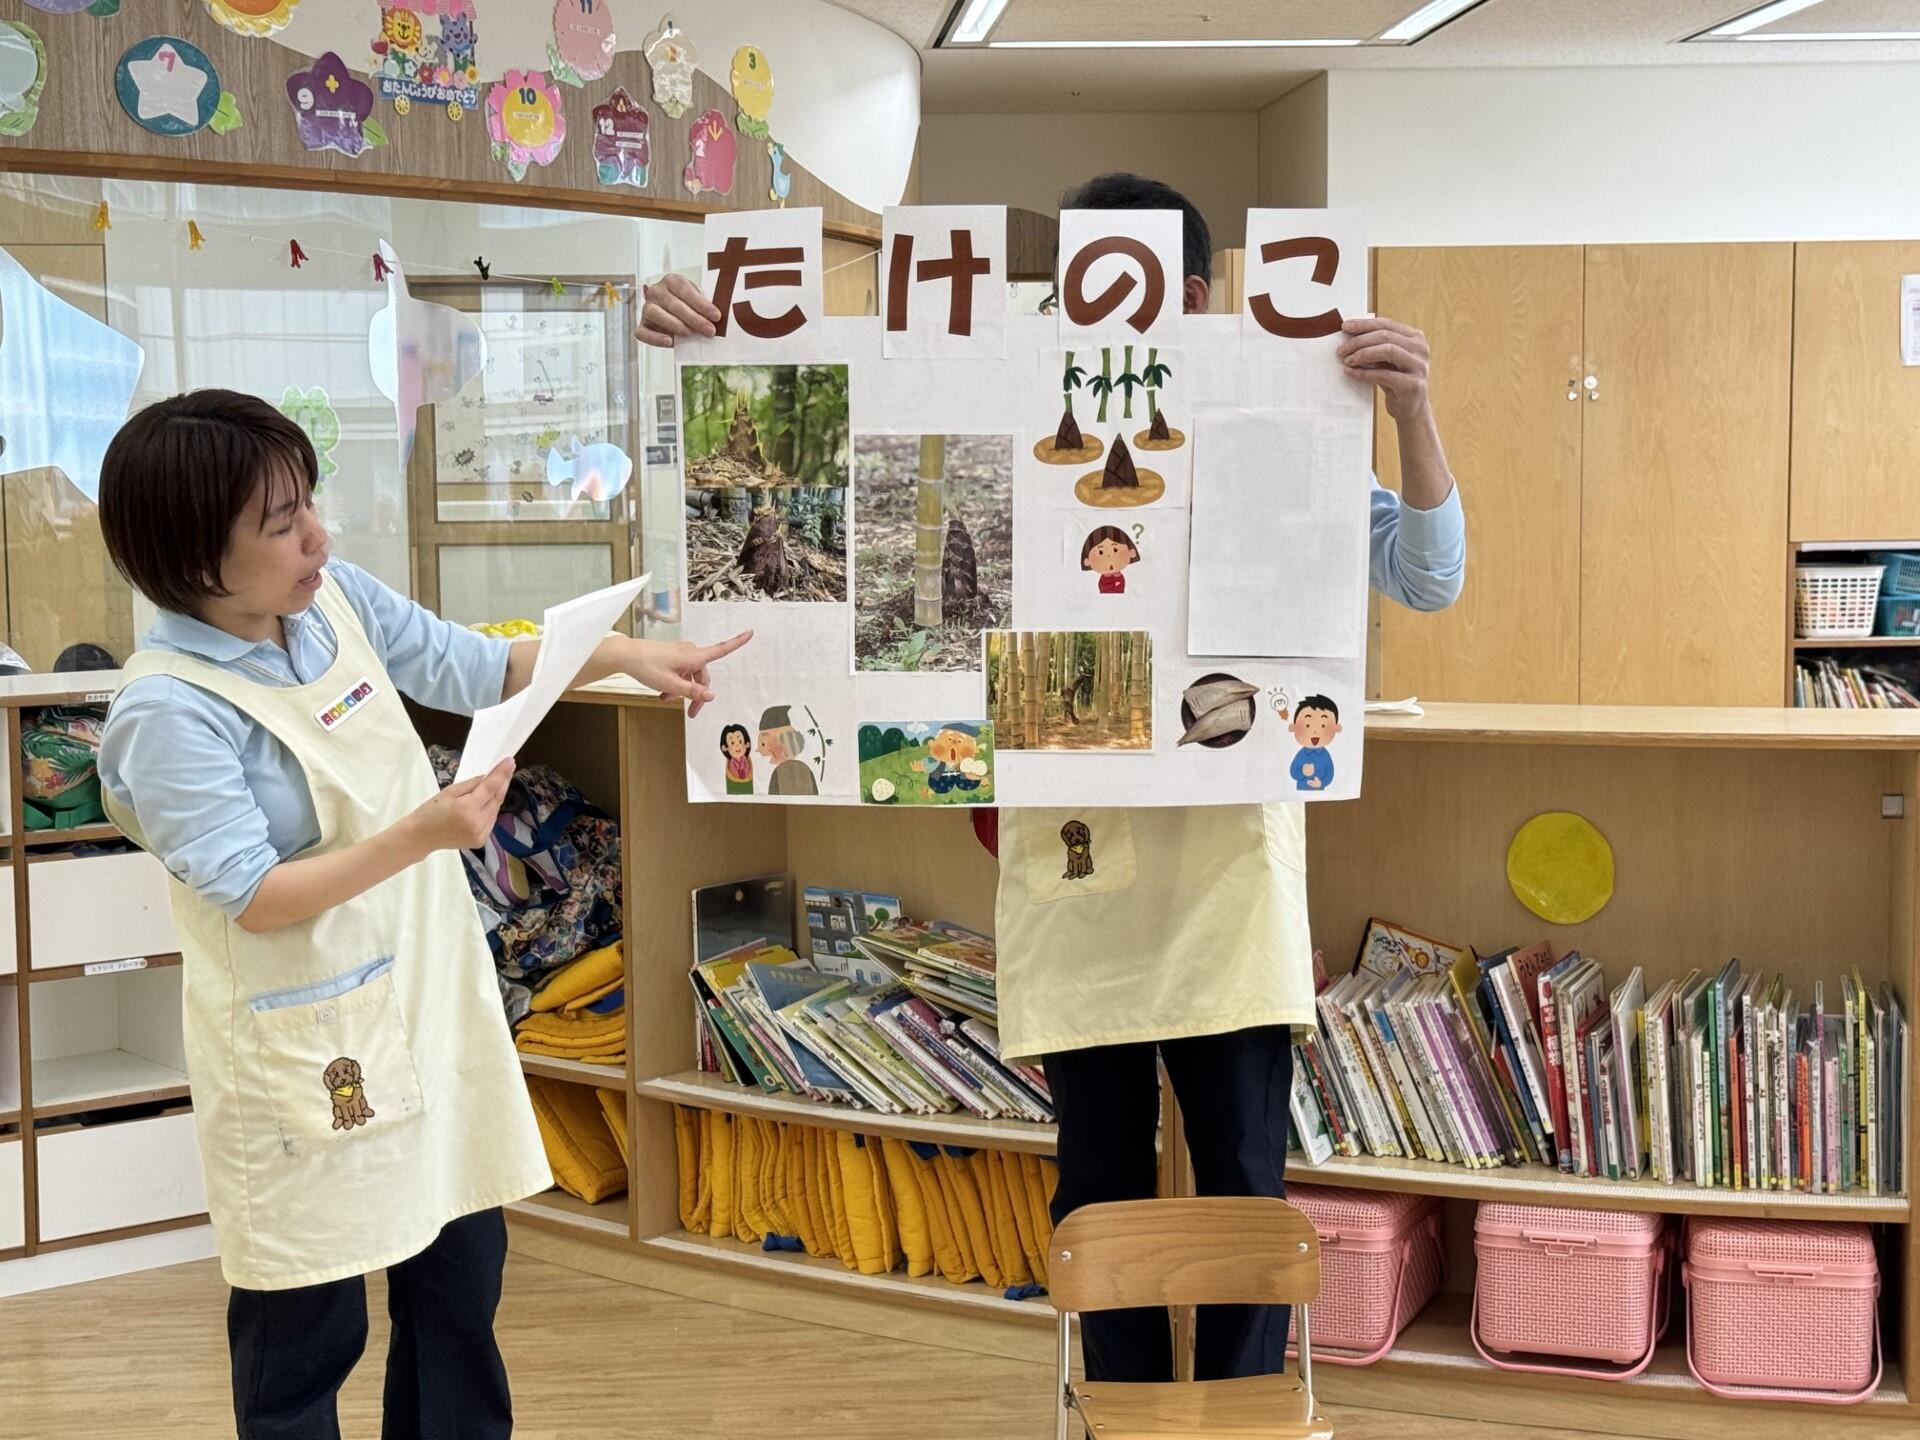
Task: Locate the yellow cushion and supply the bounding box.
[980,1149,1033,1287]
[936,1148,1000,1287]
[525,1075,626,1204]
[514,1008,626,1048]
[599,1089,630,1165]
[881,1139,934,1278]
[834,1130,892,1275]
[529,942,625,1011]
[798,1127,833,1259]
[673,1104,699,1229]
[1010,1152,1050,1286]
[822,1128,857,1269]
[734,1111,766,1241]
[907,1144,973,1283]
[755,1118,792,1237]
[707,1111,736,1239]
[780,1125,821,1255]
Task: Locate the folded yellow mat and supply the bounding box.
[937,1149,1001,1289]
[599,1088,629,1165]
[707,1110,735,1239]
[514,1039,626,1063]
[526,1075,626,1204]
[835,1131,895,1277]
[515,1008,625,1046]
[880,1139,935,1278]
[529,942,625,1012]
[674,1105,700,1230]
[981,1149,1033,1287]
[782,1125,821,1256]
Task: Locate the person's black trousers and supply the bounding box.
[1045,1024,1295,1383]
[227,1207,512,1440]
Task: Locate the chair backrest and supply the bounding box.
[1048,1196,1322,1314]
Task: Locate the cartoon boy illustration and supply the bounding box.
[1288,694,1343,792]
[1081,526,1141,594]
[756,705,819,796]
[719,723,754,795]
[921,724,984,794]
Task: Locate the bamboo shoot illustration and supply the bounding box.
[914,434,945,627]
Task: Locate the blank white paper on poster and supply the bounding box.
[1187,409,1367,659]
[1056,208,1184,349]
[882,205,1006,359]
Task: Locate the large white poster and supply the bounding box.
[677,208,1371,808]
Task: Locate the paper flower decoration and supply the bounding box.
[0,244,146,504]
[487,69,566,182]
[286,51,383,157]
[115,36,241,138]
[643,15,696,120]
[22,0,95,12]
[277,386,341,481]
[0,21,47,137]
[682,108,736,197]
[730,45,773,139]
[203,0,300,37]
[549,0,616,87]
[591,86,650,188]
[367,241,487,471]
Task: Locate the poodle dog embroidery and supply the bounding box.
[324,1056,376,1130]
[1061,820,1095,881]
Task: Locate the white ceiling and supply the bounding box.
[833,0,1920,111]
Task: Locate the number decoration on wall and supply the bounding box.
[683,107,736,198]
[371,0,479,122]
[643,14,696,120]
[0,20,48,137]
[203,0,302,38]
[548,0,616,88]
[114,35,242,138]
[591,85,651,189]
[487,69,567,181]
[285,51,385,158]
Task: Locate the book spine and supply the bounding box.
[1424,995,1494,1166]
[1389,995,1460,1165]
[1811,1023,1825,1193]
[1797,1051,1813,1192]
[1576,1025,1601,1177]
[1647,1010,1669,1183]
[1825,1050,1842,1193]
[1743,992,1760,1191]
[1691,1031,1711,1186]
[1323,1001,1395,1156]
[1449,969,1526,1163]
[1538,975,1574,1172]
[1484,981,1550,1162]
[1564,996,1590,1176]
[1492,965,1555,1137]
[1350,998,1417,1158]
[1599,1046,1621,1180]
[1865,1024,1879,1197]
[1313,1023,1368,1158]
[1301,1035,1355,1157]
[1776,1011,1793,1191]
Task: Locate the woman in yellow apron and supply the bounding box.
[95,389,747,1440]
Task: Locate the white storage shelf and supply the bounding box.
[0,994,17,1121]
[27,851,177,971]
[35,1110,205,1243]
[0,1138,22,1250]
[30,966,189,1116]
[0,864,15,978]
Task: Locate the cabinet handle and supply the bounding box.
[1566,378,1578,401]
[1584,374,1600,402]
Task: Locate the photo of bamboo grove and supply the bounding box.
[985,631,1154,752]
[682,364,851,602]
[854,433,1013,671]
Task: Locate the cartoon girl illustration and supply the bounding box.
[1081,526,1140,594]
[719,723,754,795]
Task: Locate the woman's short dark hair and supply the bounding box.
[98,389,317,615]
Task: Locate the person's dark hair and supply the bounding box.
[98,389,318,615]
[1080,525,1140,570]
[53,643,118,672]
[1297,694,1340,722]
[719,723,750,755]
[1060,172,1212,285]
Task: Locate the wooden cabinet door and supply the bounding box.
[1373,246,1584,702]
[1790,241,1920,542]
[1580,244,1793,706]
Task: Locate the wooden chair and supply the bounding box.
[1049,1197,1332,1440]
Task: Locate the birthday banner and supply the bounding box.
[678,205,1370,809]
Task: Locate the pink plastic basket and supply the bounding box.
[1284,1184,1443,1365]
[1684,1219,1881,1405]
[1471,1203,1668,1380]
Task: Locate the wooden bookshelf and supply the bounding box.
[503,693,1920,1430]
[508,1186,631,1242]
[637,1069,1060,1155]
[26,953,182,984]
[519,1053,627,1088]
[1794,636,1920,650]
[1286,1152,1908,1222]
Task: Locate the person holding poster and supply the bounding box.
[633,176,1464,1386]
[93,389,748,1439]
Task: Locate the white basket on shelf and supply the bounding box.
[1795,565,1884,639]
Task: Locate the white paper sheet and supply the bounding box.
[882,205,1006,359]
[700,208,825,365]
[1187,408,1369,658]
[1056,209,1185,348]
[1241,209,1368,352]
[454,574,649,782]
[1903,274,1920,367]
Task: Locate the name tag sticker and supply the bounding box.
[316,676,377,732]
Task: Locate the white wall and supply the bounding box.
[917,112,1260,249]
[1258,75,1327,209]
[1326,63,1920,247]
[272,0,920,213]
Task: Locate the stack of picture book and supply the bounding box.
[1289,919,1909,1195]
[689,921,1052,1123]
[1794,656,1920,709]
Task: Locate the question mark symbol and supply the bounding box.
[1131,522,1145,542]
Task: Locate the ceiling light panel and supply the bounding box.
[962,0,1410,46]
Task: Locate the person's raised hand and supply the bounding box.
[408,759,514,853]
[628,631,754,718]
[635,272,723,349]
[1337,315,1432,423]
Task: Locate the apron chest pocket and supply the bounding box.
[249,958,425,1153]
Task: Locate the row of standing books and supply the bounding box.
[689,920,1054,1124]
[1290,920,1909,1195]
[1794,656,1920,708]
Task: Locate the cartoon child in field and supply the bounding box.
[920,723,985,794]
[720,723,754,795]
[1288,694,1343,792]
[1081,526,1140,594]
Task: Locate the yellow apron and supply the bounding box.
[994,804,1314,1064]
[104,576,551,1290]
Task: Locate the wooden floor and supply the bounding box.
[1,1252,1663,1440]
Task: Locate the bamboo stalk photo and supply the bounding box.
[984,630,1154,752]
